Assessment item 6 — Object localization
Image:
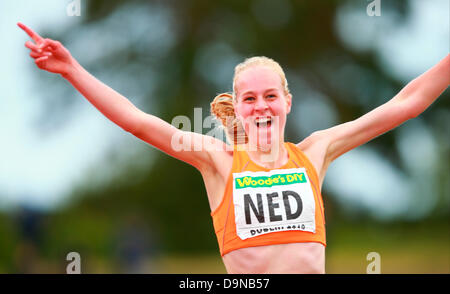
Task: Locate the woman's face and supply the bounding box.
[234,66,292,150]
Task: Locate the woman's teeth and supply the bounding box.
[255,117,272,127]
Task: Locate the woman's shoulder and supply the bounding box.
[292,132,331,187]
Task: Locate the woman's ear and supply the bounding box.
[286,93,292,114]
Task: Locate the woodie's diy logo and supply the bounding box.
[235,172,306,189]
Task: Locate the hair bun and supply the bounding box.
[210,93,235,125]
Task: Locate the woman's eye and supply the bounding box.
[244,97,255,101]
[267,94,276,99]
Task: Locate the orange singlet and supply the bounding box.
[211,142,326,256]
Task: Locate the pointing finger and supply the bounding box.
[17,22,43,43]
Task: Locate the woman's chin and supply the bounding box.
[245,124,281,152]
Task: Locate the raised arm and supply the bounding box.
[302,54,449,180]
[18,22,226,171]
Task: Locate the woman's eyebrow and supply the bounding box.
[241,88,279,96]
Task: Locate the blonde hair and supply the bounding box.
[210,56,290,144]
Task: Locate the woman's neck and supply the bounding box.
[245,141,289,169]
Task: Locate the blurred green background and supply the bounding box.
[1,0,449,273]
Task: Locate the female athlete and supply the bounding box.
[18,22,449,274]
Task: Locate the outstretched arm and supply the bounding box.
[18,22,226,171]
[307,54,449,178]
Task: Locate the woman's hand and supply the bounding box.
[18,22,74,76]
[17,22,225,173]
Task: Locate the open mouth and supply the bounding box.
[254,117,272,128]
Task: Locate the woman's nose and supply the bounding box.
[254,98,268,111]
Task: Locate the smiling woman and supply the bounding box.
[17,20,449,273]
[211,57,292,152]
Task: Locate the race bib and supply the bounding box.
[233,168,316,240]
